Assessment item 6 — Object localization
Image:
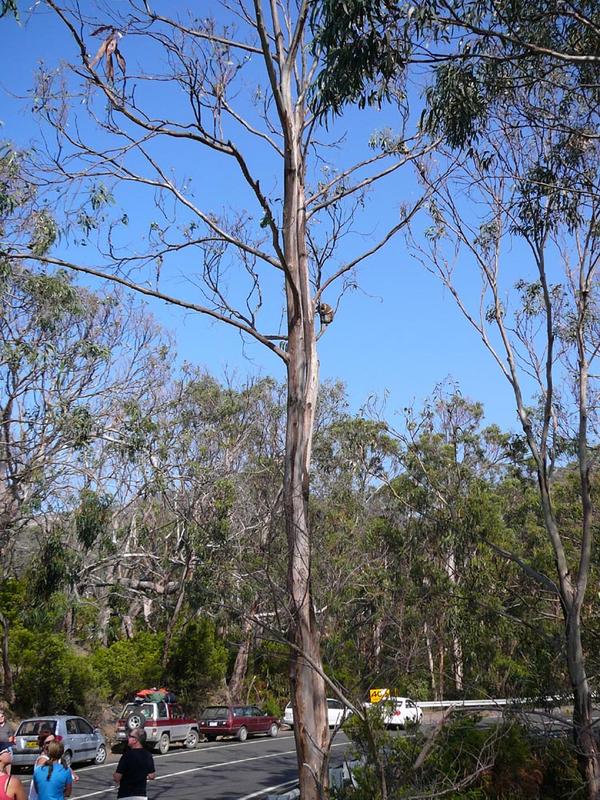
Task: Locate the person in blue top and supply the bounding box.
[32,742,72,800]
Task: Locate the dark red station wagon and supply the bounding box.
[199,705,279,742]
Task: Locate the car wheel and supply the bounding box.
[94,744,107,765]
[236,726,248,742]
[62,751,73,768]
[126,712,145,730]
[268,723,278,738]
[157,733,170,754]
[184,730,199,749]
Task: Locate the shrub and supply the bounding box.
[538,738,584,799]
[339,713,587,800]
[90,632,164,701]
[11,630,95,714]
[164,618,228,712]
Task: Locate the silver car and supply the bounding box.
[12,715,107,768]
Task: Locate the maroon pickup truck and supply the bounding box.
[114,700,199,753]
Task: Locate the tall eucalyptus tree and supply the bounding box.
[3,1,434,793]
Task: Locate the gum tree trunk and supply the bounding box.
[0,612,14,705]
[281,59,329,798]
[229,599,259,703]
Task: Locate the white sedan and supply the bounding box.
[365,696,422,729]
[283,698,349,728]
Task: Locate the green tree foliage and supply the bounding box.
[29,531,82,601]
[343,714,585,799]
[10,630,93,714]
[75,490,112,550]
[313,0,599,146]
[164,619,228,711]
[90,632,164,701]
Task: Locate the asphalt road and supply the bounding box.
[15,711,576,799]
[17,732,350,800]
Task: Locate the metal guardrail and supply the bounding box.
[417,697,563,710]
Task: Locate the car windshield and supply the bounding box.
[122,704,154,718]
[201,707,228,720]
[17,720,57,736]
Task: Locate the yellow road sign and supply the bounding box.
[369,688,390,703]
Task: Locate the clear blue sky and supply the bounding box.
[0,2,520,432]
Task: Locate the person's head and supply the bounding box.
[127,728,146,748]
[38,731,55,750]
[0,712,5,724]
[45,741,64,762]
[0,746,12,771]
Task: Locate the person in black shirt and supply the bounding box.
[113,729,155,800]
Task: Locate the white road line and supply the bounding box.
[19,734,297,784]
[235,778,298,800]
[73,741,346,800]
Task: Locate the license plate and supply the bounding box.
[26,741,38,749]
[208,721,217,727]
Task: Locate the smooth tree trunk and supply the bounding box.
[228,600,259,703]
[445,550,464,693]
[161,558,193,668]
[0,612,14,706]
[281,69,329,798]
[423,621,437,699]
[565,598,600,798]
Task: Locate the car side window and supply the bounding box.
[66,719,78,735]
[328,700,343,710]
[76,719,93,734]
[157,702,168,719]
[249,707,262,717]
[407,701,415,708]
[233,707,245,717]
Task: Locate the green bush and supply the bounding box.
[164,618,228,712]
[339,713,586,800]
[538,738,584,799]
[248,640,289,710]
[11,629,95,714]
[90,632,164,701]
